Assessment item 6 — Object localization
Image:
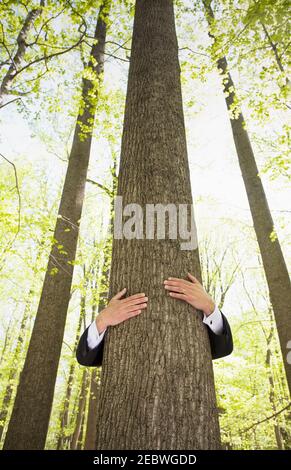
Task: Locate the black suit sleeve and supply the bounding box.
[205,312,233,360]
[76,324,106,367]
[76,312,233,366]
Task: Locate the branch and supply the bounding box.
[0,97,22,109]
[105,40,131,51]
[241,402,291,433]
[86,179,113,197]
[103,51,130,63]
[179,46,210,58]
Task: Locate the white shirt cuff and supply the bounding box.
[87,320,107,350]
[202,305,224,335]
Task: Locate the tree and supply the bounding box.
[3,0,111,450]
[0,0,87,109]
[202,0,291,396]
[95,0,221,450]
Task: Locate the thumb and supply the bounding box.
[187,272,199,284]
[111,287,127,300]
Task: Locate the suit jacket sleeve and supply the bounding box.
[76,324,106,367]
[76,312,233,366]
[205,312,233,360]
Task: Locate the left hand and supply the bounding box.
[164,272,215,316]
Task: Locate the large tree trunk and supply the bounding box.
[95,0,220,450]
[203,0,291,396]
[3,1,110,450]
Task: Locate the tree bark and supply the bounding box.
[203,0,291,396]
[95,0,221,450]
[3,1,110,450]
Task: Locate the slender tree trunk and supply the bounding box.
[0,317,14,367]
[0,289,33,441]
[3,1,111,450]
[84,159,116,450]
[0,0,45,106]
[95,0,220,450]
[260,22,289,84]
[56,286,87,450]
[203,0,291,396]
[70,369,89,449]
[84,367,100,449]
[264,310,284,449]
[84,240,112,449]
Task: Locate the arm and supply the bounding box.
[76,321,106,367]
[204,310,233,359]
[77,304,233,366]
[76,288,148,367]
[164,272,234,360]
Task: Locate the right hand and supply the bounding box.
[96,288,148,334]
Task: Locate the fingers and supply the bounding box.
[111,287,127,300]
[164,278,194,292]
[124,298,148,309]
[164,284,187,294]
[126,303,147,314]
[121,292,146,304]
[187,272,199,284]
[164,278,193,289]
[168,292,188,301]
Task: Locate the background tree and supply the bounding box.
[3,0,111,449]
[201,0,291,396]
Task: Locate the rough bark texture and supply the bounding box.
[95,0,221,450]
[203,0,291,396]
[3,1,110,450]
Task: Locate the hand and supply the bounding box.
[96,288,148,334]
[163,272,215,316]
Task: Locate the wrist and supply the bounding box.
[203,300,215,317]
[95,312,108,334]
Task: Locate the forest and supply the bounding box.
[0,0,290,451]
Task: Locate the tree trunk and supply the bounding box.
[95,0,220,450]
[84,155,116,450]
[84,368,100,449]
[0,0,45,106]
[260,22,289,85]
[0,289,33,442]
[56,286,87,450]
[264,310,284,449]
[70,369,89,450]
[3,1,110,450]
[203,0,291,396]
